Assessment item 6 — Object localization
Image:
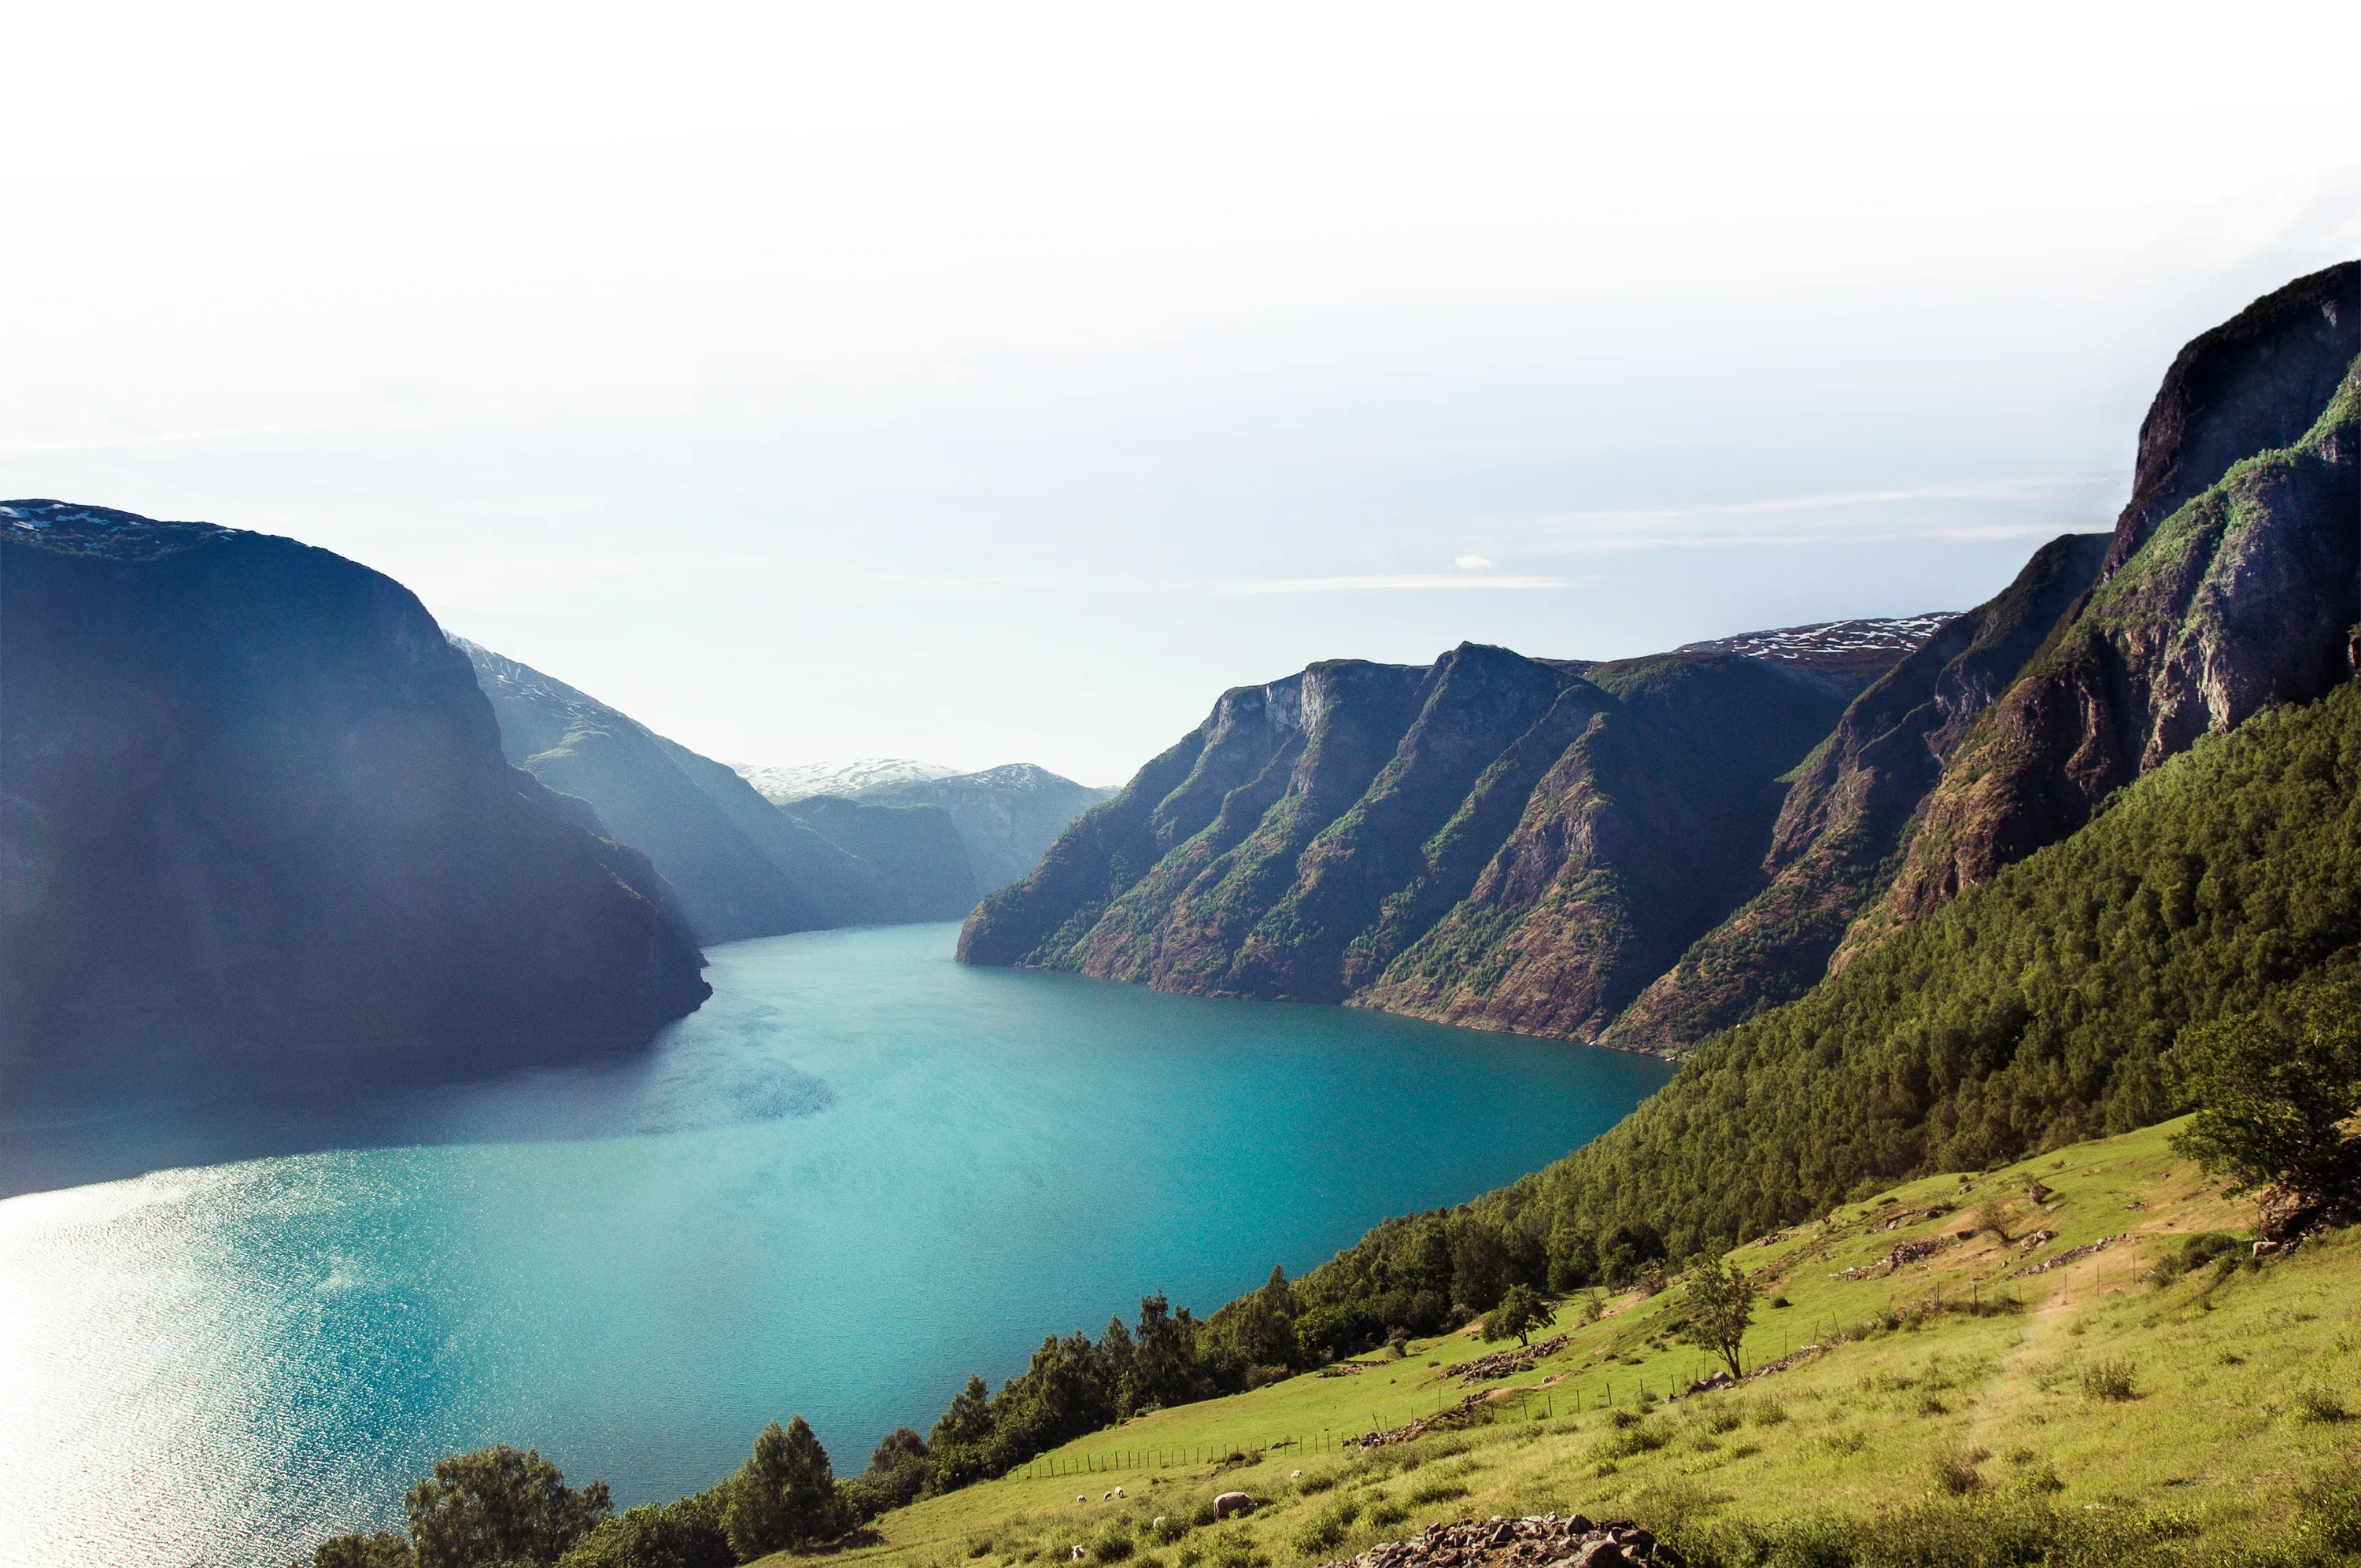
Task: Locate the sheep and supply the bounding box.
[1214,1491,1254,1518]
[1290,1469,1302,1480]
[1077,1496,1088,1505]
[1114,1487,1126,1499]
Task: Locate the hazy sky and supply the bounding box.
[6,4,2357,784]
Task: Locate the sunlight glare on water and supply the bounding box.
[0,924,1672,1566]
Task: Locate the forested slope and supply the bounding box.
[1317,675,2361,1306]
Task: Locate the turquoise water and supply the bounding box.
[0,924,1671,1566]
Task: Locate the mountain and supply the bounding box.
[459,644,980,933]
[857,765,1117,893]
[1598,533,2111,1050]
[958,626,1931,1040]
[0,503,709,1074]
[735,758,962,802]
[734,758,1114,897]
[1838,259,2361,964]
[963,264,2361,1054]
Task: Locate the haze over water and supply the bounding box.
[0,924,1671,1568]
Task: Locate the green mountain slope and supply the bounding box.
[1454,674,2361,1269]
[962,635,1917,1043]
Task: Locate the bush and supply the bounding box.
[1599,1424,1668,1461]
[555,1497,732,1568]
[2294,1385,2351,1423]
[1092,1529,1135,1563]
[1749,1400,1788,1427]
[1365,1501,1409,1531]
[1288,1501,1359,1556]
[2296,1455,2361,1556]
[1930,1446,1990,1495]
[2080,1359,2137,1402]
[1405,1480,1468,1507]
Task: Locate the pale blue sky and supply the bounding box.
[3,3,2356,783]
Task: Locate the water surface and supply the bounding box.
[0,924,1671,1566]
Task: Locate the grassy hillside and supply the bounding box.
[790,1120,2359,1568]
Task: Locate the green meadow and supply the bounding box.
[777,1118,2361,1566]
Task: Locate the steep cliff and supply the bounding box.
[460,642,981,932]
[1837,260,2361,963]
[959,629,1919,1042]
[1601,532,2110,1050]
[0,504,710,1072]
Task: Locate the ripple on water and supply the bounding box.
[0,923,1672,1567]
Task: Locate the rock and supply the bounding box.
[1571,1544,1628,1568]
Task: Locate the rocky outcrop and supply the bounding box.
[1602,533,2109,1050]
[460,642,983,934]
[1323,1513,1683,1568]
[0,503,709,1072]
[961,629,1922,1046]
[1838,260,2361,963]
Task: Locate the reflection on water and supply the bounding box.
[0,924,1672,1568]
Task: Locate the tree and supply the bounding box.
[1479,1283,1548,1347]
[722,1417,842,1559]
[554,1496,733,1568]
[312,1534,416,1568]
[405,1445,611,1568]
[1675,1254,1757,1379]
[2169,982,2361,1206]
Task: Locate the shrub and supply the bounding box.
[1405,1481,1468,1507]
[1287,1501,1359,1555]
[1930,1446,1990,1495]
[1151,1515,1192,1544]
[1365,1502,1409,1531]
[2294,1385,2351,1424]
[2081,1359,2137,1402]
[2296,1455,2361,1556]
[1917,1393,1949,1416]
[1823,1430,1868,1455]
[1599,1424,1668,1461]
[1092,1527,1135,1563]
[1749,1400,1788,1427]
[1295,1474,1335,1496]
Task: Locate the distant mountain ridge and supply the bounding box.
[459,643,978,935]
[460,647,1112,939]
[735,758,963,802]
[960,261,2361,1056]
[1,503,709,1072]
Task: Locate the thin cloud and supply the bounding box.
[1226,573,1580,595]
[1514,473,2129,553]
[1452,553,1495,569]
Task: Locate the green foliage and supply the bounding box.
[841,1427,933,1521]
[2080,1359,2137,1402]
[1675,1256,1756,1378]
[554,1496,733,1568]
[405,1444,611,1568]
[722,1416,843,1559]
[1479,1283,1548,1347]
[312,1533,416,1568]
[2167,974,2361,1197]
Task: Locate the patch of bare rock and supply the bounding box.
[1325,1512,1684,1568]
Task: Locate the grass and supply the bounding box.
[753,1117,2361,1568]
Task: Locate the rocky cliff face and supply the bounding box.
[460,642,981,933]
[1837,260,2361,964]
[0,504,710,1072]
[1600,532,2110,1050]
[962,261,2361,1056]
[959,629,1916,1042]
